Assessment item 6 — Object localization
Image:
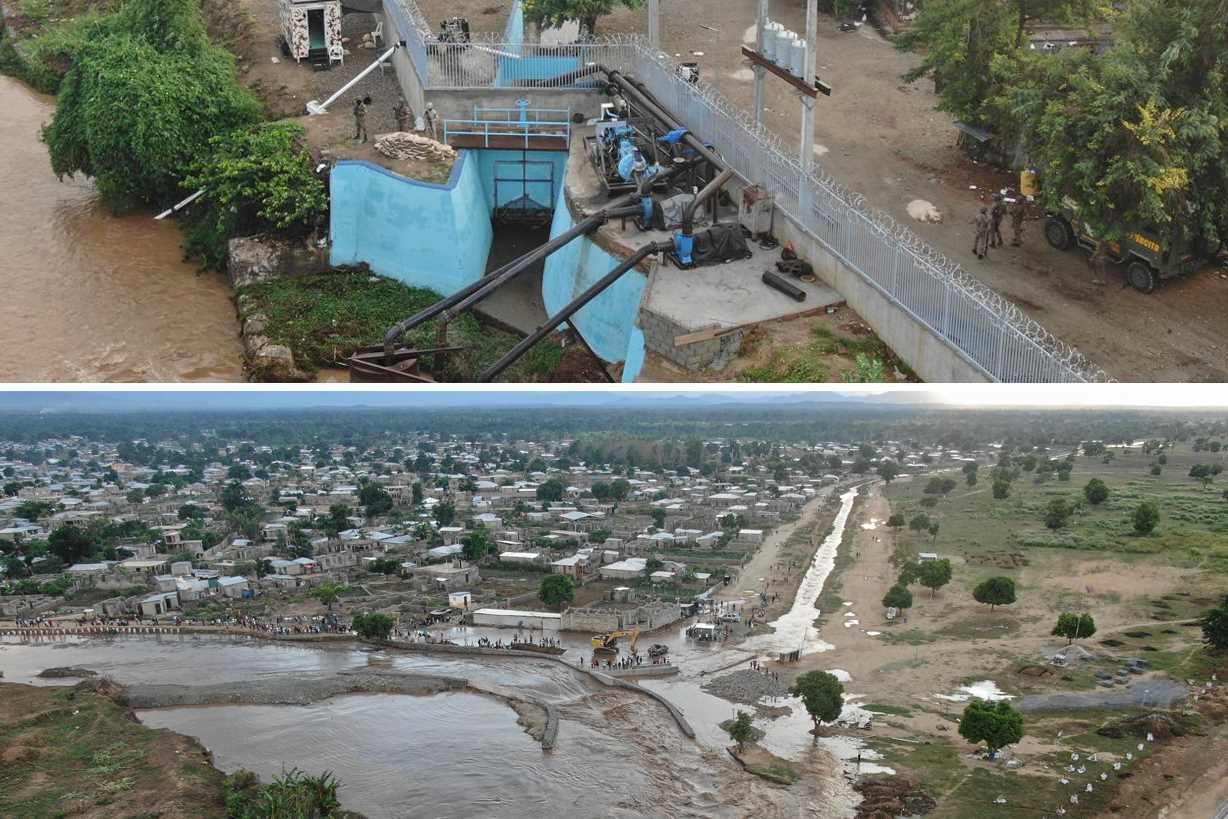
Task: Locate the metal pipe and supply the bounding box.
[682,167,735,235]
[478,241,670,381]
[762,270,806,302]
[155,188,206,220]
[307,45,399,114]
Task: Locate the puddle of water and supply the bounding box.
[935,680,1014,702]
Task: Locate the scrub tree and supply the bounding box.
[790,671,844,732]
[523,0,646,36]
[959,699,1024,755]
[916,558,953,597]
[1051,612,1096,644]
[311,580,349,612]
[1133,501,1160,535]
[726,711,755,751]
[351,612,394,641]
[973,576,1017,611]
[882,584,913,612]
[1083,478,1109,505]
[1044,498,1073,530]
[539,574,575,610]
[1202,595,1228,651]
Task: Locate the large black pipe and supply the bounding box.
[380,162,688,360]
[478,240,672,381]
[682,167,735,236]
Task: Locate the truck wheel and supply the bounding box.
[1045,217,1072,250]
[1127,261,1158,294]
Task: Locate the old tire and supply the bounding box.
[1127,261,1158,294]
[1045,217,1072,250]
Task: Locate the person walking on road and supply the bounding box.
[973,207,991,259]
[1088,240,1109,285]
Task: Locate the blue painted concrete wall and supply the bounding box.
[542,191,648,382]
[473,150,568,210]
[494,0,585,86]
[329,156,493,295]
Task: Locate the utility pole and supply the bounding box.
[648,0,660,47]
[753,0,769,128]
[798,0,818,215]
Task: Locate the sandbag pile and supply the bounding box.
[374,132,456,162]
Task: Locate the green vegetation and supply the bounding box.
[738,323,895,384]
[224,768,345,818]
[1083,478,1110,505]
[523,0,645,34]
[972,576,1017,610]
[183,122,327,270]
[898,0,1228,245]
[539,574,575,609]
[1133,500,1160,535]
[958,699,1024,755]
[883,583,913,611]
[41,0,260,211]
[1051,611,1096,644]
[790,670,844,728]
[237,272,567,381]
[1204,595,1228,651]
[725,710,755,750]
[351,611,394,641]
[310,580,348,612]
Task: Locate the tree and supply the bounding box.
[1190,464,1220,490]
[351,612,394,641]
[882,584,913,611]
[178,503,205,521]
[877,460,901,484]
[908,513,931,533]
[311,580,348,612]
[959,699,1024,755]
[126,488,146,505]
[726,710,755,751]
[928,522,941,544]
[1083,478,1109,505]
[1043,498,1073,530]
[42,16,261,211]
[358,482,393,518]
[992,478,1011,500]
[608,479,631,504]
[1133,501,1160,535]
[1202,595,1228,651]
[433,501,456,526]
[886,513,905,530]
[790,671,844,730]
[590,481,611,503]
[411,482,424,506]
[221,481,257,514]
[1051,612,1096,644]
[536,479,564,503]
[367,558,401,575]
[539,574,576,610]
[47,524,94,566]
[916,559,953,597]
[651,507,667,529]
[973,576,1017,610]
[461,528,493,562]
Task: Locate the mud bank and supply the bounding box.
[125,670,465,709]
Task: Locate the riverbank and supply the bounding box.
[0,679,230,818]
[125,669,465,708]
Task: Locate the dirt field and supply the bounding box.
[758,446,1228,817]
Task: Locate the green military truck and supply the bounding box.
[1044,197,1223,293]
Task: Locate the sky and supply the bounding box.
[0,385,1224,412]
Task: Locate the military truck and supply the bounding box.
[1044,197,1222,293]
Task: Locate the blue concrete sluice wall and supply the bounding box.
[330,156,493,294]
[542,189,648,382]
[331,147,644,378]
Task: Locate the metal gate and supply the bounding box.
[492,157,556,225]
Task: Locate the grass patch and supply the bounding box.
[863,703,915,717]
[238,271,567,381]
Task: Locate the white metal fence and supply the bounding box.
[385,0,1109,383]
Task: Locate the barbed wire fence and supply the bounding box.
[386,0,1112,383]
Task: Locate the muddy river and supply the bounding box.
[0,76,243,382]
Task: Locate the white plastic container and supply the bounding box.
[774,30,794,68]
[791,38,808,78]
[761,21,778,61]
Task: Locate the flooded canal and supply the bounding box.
[0,76,243,382]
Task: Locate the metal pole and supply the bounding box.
[307,45,399,114]
[799,0,818,216]
[753,0,769,128]
[648,0,660,47]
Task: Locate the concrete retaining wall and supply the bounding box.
[329,156,493,295]
[544,188,649,380]
[774,213,991,382]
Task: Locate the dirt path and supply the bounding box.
[599,3,1228,381]
[714,487,832,616]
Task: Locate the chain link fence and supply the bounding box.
[384,1,1110,382]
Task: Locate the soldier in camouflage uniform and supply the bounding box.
[1010,200,1026,246]
[973,206,991,259]
[989,193,1006,248]
[393,98,413,133]
[353,97,369,143]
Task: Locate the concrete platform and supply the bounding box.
[563,125,845,371]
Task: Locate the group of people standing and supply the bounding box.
[352,97,439,143]
[973,194,1027,259]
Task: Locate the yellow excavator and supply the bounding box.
[591,627,639,655]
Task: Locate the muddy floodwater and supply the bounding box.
[0,76,243,382]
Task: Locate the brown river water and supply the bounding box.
[0,76,243,382]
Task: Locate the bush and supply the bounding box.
[183,122,328,270]
[958,699,1023,754]
[224,768,343,818]
[43,33,260,211]
[351,611,394,640]
[1133,500,1160,535]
